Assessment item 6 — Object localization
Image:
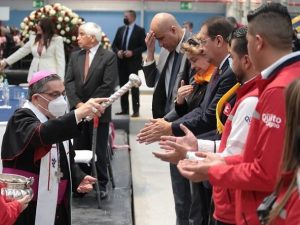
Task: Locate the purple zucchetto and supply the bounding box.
[29,70,56,86]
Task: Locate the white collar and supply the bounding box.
[219,54,230,69]
[261,51,300,79]
[23,101,48,123]
[89,42,101,55]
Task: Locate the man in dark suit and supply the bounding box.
[138,17,236,225]
[65,22,118,199]
[140,13,193,225]
[112,10,147,117]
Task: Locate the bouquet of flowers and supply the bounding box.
[19,3,111,49]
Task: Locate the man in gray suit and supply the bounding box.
[65,22,118,199]
[141,13,192,225]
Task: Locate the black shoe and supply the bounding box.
[115,111,129,115]
[100,190,108,200]
[131,112,139,117]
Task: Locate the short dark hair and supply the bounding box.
[126,10,136,19]
[227,16,238,27]
[28,74,61,101]
[183,21,193,29]
[247,3,293,50]
[202,17,234,43]
[228,27,248,57]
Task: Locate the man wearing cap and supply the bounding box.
[1,70,107,225]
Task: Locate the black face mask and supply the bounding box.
[123,18,129,25]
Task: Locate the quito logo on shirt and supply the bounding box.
[262,113,282,128]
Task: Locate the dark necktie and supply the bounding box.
[122,26,129,50]
[167,51,179,99]
[164,51,179,113]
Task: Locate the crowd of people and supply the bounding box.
[0,2,300,225]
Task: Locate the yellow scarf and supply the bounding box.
[193,64,215,85]
[216,83,241,134]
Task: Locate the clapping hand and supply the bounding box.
[152,124,198,164]
[177,152,226,182]
[77,175,96,193]
[137,118,172,144]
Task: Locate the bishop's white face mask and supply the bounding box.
[38,94,67,118]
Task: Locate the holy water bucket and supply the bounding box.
[0,173,34,201]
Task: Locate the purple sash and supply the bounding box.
[2,168,68,204]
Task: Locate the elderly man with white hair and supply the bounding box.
[65,22,118,199]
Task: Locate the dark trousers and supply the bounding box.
[73,121,109,190]
[189,182,212,225]
[118,64,140,114]
[170,163,191,225]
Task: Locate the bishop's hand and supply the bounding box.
[77,175,96,193]
[75,98,109,121]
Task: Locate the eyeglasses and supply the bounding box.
[198,37,215,46]
[187,37,200,46]
[41,91,66,99]
[187,36,215,47]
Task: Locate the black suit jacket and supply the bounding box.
[142,31,192,120]
[112,24,146,72]
[65,47,118,122]
[171,58,237,137]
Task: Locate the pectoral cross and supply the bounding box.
[55,167,63,182]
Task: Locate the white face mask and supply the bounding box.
[38,94,67,118]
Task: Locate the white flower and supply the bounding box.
[24,26,29,31]
[20,22,25,29]
[41,14,45,18]
[29,14,35,20]
[29,22,34,26]
[64,17,70,22]
[24,17,28,23]
[25,34,29,38]
[57,24,61,29]
[53,3,61,8]
[71,18,78,25]
[72,36,77,41]
[58,17,63,22]
[60,10,66,16]
[49,9,56,16]
[60,30,65,35]
[37,12,42,17]
[65,27,70,32]
[66,39,71,44]
[44,5,52,11]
